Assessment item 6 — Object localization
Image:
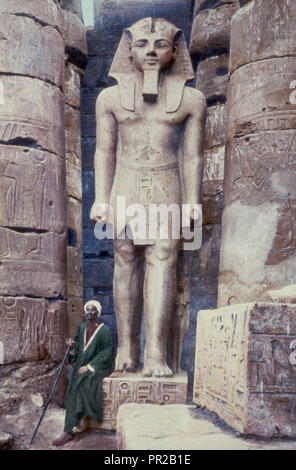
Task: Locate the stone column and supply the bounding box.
[218,0,296,306]
[0,0,67,401]
[62,1,87,336]
[189,0,239,314]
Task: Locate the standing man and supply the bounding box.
[90,18,206,378]
[52,300,113,446]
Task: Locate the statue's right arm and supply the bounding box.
[90,88,118,224]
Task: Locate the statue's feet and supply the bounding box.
[143,359,173,378]
[114,349,137,373]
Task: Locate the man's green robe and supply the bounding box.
[64,322,113,431]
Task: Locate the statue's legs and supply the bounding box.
[143,238,179,377]
[113,237,144,372]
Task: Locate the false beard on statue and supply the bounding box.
[142,69,159,102]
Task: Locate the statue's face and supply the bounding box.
[131,34,176,72]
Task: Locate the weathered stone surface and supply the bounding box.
[0,431,14,450]
[203,146,225,184]
[0,0,64,32]
[81,87,101,115]
[82,56,114,88]
[219,15,296,306]
[59,0,82,18]
[196,54,229,101]
[194,302,296,437]
[227,58,296,141]
[194,0,239,17]
[83,258,114,288]
[0,145,65,233]
[205,104,227,149]
[117,403,296,450]
[0,14,64,87]
[62,9,87,67]
[64,62,83,109]
[230,0,296,74]
[81,114,96,138]
[65,104,81,158]
[83,372,187,431]
[0,298,67,363]
[190,3,239,58]
[67,246,83,297]
[267,284,296,304]
[0,230,66,298]
[81,138,96,171]
[0,76,65,157]
[66,153,82,200]
[192,224,222,296]
[67,296,83,337]
[67,195,82,246]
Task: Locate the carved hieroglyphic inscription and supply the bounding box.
[83,372,188,430]
[227,57,296,141]
[0,76,65,156]
[0,297,67,363]
[225,130,296,206]
[194,302,296,437]
[0,230,66,297]
[0,145,65,232]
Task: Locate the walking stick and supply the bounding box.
[29,345,71,445]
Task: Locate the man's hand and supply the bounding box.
[90,202,109,225]
[78,366,89,376]
[66,338,75,349]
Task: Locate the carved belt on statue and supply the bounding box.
[118,160,178,173]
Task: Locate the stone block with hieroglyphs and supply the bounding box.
[83,372,187,431]
[194,302,296,437]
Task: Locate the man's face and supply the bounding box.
[85,304,98,322]
[131,35,176,72]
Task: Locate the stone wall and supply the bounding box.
[0,0,68,409]
[218,0,296,306]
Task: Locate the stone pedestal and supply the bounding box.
[83,372,188,431]
[194,302,296,437]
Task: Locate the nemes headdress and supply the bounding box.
[109,17,194,112]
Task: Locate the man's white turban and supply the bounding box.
[84,300,102,317]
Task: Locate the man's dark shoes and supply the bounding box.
[52,432,74,446]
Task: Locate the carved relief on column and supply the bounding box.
[218,0,296,306]
[0,0,67,366]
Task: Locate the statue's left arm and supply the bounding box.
[182,89,207,210]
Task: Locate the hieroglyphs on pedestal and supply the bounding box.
[218,0,296,306]
[194,302,296,437]
[83,372,188,431]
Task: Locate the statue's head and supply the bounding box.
[126,18,181,74]
[109,17,194,112]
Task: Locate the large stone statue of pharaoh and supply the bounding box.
[90,18,206,377]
